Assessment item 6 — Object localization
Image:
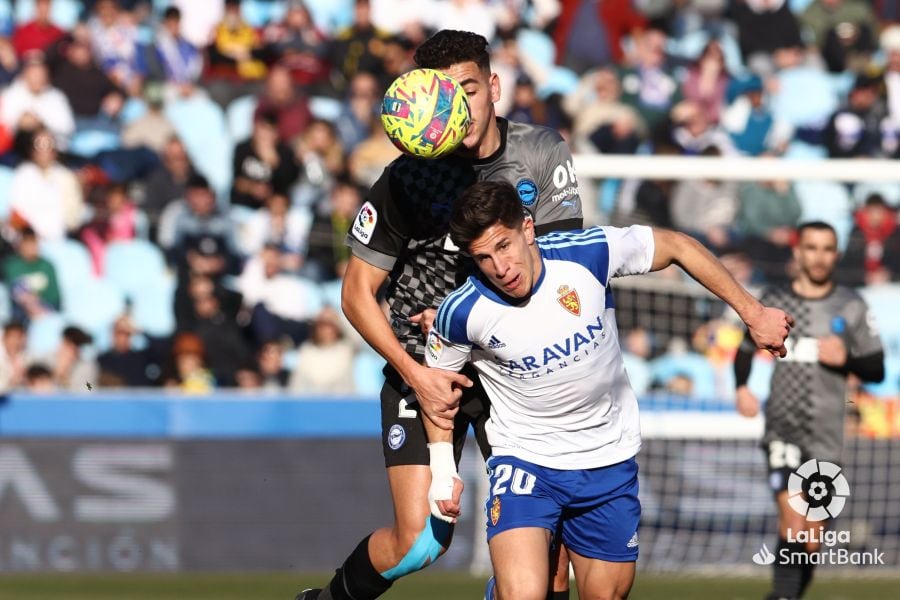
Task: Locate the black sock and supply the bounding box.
[546,591,569,600]
[798,562,816,597]
[325,536,393,600]
[769,539,806,600]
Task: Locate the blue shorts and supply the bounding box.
[483,455,640,562]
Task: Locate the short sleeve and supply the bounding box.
[603,225,655,281]
[532,130,583,231]
[425,329,471,372]
[346,167,410,271]
[848,297,884,358]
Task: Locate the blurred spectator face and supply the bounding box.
[850,84,878,110]
[22,60,49,94]
[303,120,337,154]
[863,198,893,228]
[311,307,342,346]
[194,291,220,319]
[253,116,279,146]
[111,318,134,353]
[265,66,295,104]
[513,80,536,108]
[36,0,51,22]
[285,4,311,29]
[163,11,182,37]
[349,71,379,102]
[4,324,26,355]
[258,341,283,376]
[188,274,215,300]
[66,40,94,68]
[353,0,371,27]
[26,366,55,392]
[441,61,500,152]
[794,227,839,284]
[95,0,119,26]
[331,183,361,218]
[594,69,621,102]
[625,328,652,359]
[235,368,261,388]
[186,185,216,216]
[163,138,190,172]
[31,131,56,168]
[699,40,724,69]
[266,192,289,217]
[637,30,666,69]
[261,245,282,278]
[18,231,40,261]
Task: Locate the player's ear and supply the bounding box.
[523,217,535,244]
[489,72,500,103]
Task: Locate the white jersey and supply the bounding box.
[426,226,655,470]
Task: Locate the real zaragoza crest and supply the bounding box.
[557,285,581,316]
[490,496,501,526]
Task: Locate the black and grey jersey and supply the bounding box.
[347,118,583,357]
[748,285,883,461]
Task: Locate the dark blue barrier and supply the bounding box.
[0,392,382,437]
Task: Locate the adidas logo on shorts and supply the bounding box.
[487,335,506,349]
[627,533,639,548]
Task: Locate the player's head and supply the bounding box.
[414,30,500,154]
[451,181,538,299]
[794,221,839,285]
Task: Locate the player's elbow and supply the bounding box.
[651,228,694,271]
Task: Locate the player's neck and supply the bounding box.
[792,277,834,299]
[474,118,501,159]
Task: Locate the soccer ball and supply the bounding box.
[381,68,471,159]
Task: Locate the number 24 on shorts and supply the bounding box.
[491,464,537,496]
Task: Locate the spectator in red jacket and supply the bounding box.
[554,0,646,72]
[12,0,65,59]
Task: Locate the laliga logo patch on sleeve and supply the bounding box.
[351,201,378,244]
[427,330,443,362]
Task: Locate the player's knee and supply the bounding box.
[581,586,630,600]
[495,577,545,600]
[380,517,452,580]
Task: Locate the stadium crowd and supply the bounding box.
[0,0,897,400]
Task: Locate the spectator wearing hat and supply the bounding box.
[231,108,301,209]
[0,51,75,145]
[288,305,356,395]
[166,332,214,393]
[823,72,887,158]
[97,316,157,387]
[12,0,64,59]
[840,194,900,286]
[3,227,60,323]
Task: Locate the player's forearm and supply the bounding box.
[422,410,453,445]
[341,288,421,383]
[653,229,763,322]
[845,351,885,383]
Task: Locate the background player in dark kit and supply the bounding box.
[298,30,582,600]
[734,221,884,600]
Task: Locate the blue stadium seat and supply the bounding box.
[277,275,324,320]
[304,0,353,32]
[537,66,579,100]
[771,67,838,127]
[649,352,718,400]
[26,312,67,357]
[62,278,126,344]
[104,239,168,298]
[40,239,94,300]
[516,28,556,67]
[120,97,148,125]
[859,284,900,397]
[241,0,286,28]
[131,274,176,337]
[309,96,342,122]
[320,279,342,310]
[622,353,651,396]
[14,0,80,28]
[68,128,121,158]
[794,180,852,250]
[0,0,11,36]
[0,165,14,221]
[165,95,232,195]
[226,94,258,143]
[353,348,384,397]
[853,182,900,208]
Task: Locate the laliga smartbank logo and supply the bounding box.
[752,459,885,567]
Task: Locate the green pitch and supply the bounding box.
[0,572,896,599]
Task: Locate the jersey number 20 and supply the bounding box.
[492,464,536,496]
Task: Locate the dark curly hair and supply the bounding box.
[414,30,491,73]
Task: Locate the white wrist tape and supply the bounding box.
[427,442,459,523]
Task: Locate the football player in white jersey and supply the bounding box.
[424,181,794,600]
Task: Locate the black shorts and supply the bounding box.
[762,439,809,495]
[380,363,491,467]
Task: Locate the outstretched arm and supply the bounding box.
[651,229,794,357]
